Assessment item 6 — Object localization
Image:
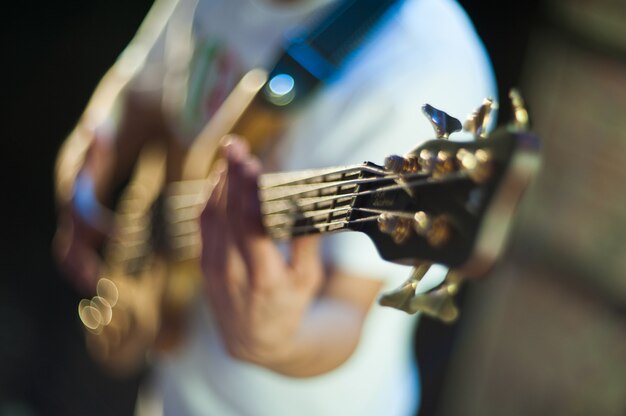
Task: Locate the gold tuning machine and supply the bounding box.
[509,88,530,131]
[377,211,452,248]
[377,213,413,244]
[384,154,420,175]
[413,211,451,248]
[456,147,493,184]
[379,263,432,310]
[464,98,497,139]
[379,267,462,323]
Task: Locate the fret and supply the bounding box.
[264,206,352,228]
[167,205,202,223]
[170,234,201,251]
[259,165,362,188]
[260,180,353,201]
[261,199,294,215]
[294,194,356,211]
[260,165,374,239]
[166,193,204,210]
[168,219,199,237]
[263,213,293,229]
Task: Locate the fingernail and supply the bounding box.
[223,135,249,161]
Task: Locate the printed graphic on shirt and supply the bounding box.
[181,37,241,137]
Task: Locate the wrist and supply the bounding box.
[248,299,362,377]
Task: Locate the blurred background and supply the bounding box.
[2,0,624,415]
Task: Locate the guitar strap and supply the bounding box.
[264,0,401,107]
[183,0,401,176]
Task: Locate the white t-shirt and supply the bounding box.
[122,0,496,415]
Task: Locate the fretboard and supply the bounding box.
[260,164,386,240]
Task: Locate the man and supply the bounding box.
[54,0,495,414]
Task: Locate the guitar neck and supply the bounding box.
[259,162,395,240]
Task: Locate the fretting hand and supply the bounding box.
[200,138,324,371]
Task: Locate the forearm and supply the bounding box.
[262,270,383,378]
[269,297,364,377]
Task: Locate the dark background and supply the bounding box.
[2,1,540,415]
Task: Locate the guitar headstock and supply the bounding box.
[349,91,540,320]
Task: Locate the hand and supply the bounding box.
[53,205,105,295]
[200,138,324,369]
[54,136,115,295]
[81,273,162,376]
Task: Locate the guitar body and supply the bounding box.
[98,69,286,351]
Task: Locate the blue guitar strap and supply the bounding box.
[263,0,400,107]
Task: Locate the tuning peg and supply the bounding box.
[379,263,431,310]
[377,213,413,244]
[433,150,455,178]
[406,285,459,322]
[422,104,462,139]
[380,268,463,323]
[378,279,417,310]
[456,148,493,184]
[384,155,419,174]
[406,269,462,322]
[413,211,451,248]
[509,88,529,131]
[464,98,497,139]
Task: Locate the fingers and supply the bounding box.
[53,214,100,294]
[200,162,228,279]
[291,235,322,265]
[224,138,282,288]
[290,235,324,290]
[200,144,248,316]
[225,139,263,235]
[200,161,237,316]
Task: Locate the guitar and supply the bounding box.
[79,83,539,340]
[78,81,539,344]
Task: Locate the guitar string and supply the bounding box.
[260,170,430,202]
[113,168,472,261]
[114,209,379,257]
[268,214,382,239]
[143,168,424,218]
[259,165,365,187]
[155,164,443,212]
[262,170,475,238]
[259,166,369,190]
[264,206,418,230]
[113,169,470,254]
[261,174,419,213]
[263,206,352,225]
[261,171,471,217]
[258,160,426,187]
